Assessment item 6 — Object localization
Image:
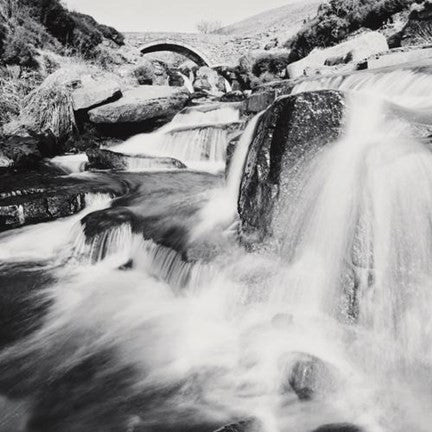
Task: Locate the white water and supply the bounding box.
[5,69,432,432]
[50,154,88,173]
[110,106,241,172]
[178,72,194,93]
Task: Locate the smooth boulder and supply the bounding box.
[72,74,122,111]
[280,352,337,400]
[238,90,345,244]
[86,148,186,170]
[88,86,190,124]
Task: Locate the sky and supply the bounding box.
[65,0,309,33]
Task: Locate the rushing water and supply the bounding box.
[3,68,432,432]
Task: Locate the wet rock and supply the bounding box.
[281,352,337,400]
[245,90,276,113]
[311,424,364,432]
[88,86,190,124]
[213,418,263,432]
[219,91,248,103]
[72,74,122,111]
[239,90,345,244]
[0,192,85,231]
[86,148,186,170]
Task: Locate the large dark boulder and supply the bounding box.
[0,136,42,168]
[238,90,345,244]
[86,148,186,171]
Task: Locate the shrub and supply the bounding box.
[133,63,155,85]
[286,0,416,61]
[3,27,39,68]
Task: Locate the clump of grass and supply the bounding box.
[0,66,43,129]
[21,78,77,140]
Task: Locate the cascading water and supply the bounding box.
[4,68,432,432]
[111,106,241,172]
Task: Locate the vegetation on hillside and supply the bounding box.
[286,0,417,61]
[0,0,124,69]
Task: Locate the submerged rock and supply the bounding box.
[281,352,337,401]
[88,86,190,124]
[86,148,186,170]
[238,90,345,244]
[213,418,263,432]
[311,424,364,432]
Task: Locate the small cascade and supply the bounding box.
[292,69,432,112]
[0,192,112,262]
[224,78,232,93]
[178,72,194,93]
[191,112,264,240]
[110,106,241,171]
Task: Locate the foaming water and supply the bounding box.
[0,193,112,262]
[111,106,241,171]
[191,112,264,240]
[292,69,432,115]
[50,153,88,173]
[4,73,432,432]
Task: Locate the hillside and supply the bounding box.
[220,1,322,41]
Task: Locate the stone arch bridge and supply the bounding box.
[126,32,245,68]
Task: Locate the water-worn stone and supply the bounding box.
[238,90,345,244]
[86,148,186,170]
[280,352,337,400]
[72,75,122,111]
[310,424,364,432]
[88,86,190,124]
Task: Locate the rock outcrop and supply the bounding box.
[86,148,186,170]
[239,90,345,244]
[287,32,389,78]
[88,86,190,124]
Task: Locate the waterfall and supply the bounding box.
[6,68,432,432]
[190,112,264,240]
[178,72,194,93]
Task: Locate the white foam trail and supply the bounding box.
[191,112,264,240]
[50,154,88,173]
[0,193,112,262]
[178,72,194,93]
[292,69,432,113]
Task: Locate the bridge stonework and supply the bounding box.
[126,32,260,68]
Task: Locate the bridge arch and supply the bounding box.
[140,40,213,67]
